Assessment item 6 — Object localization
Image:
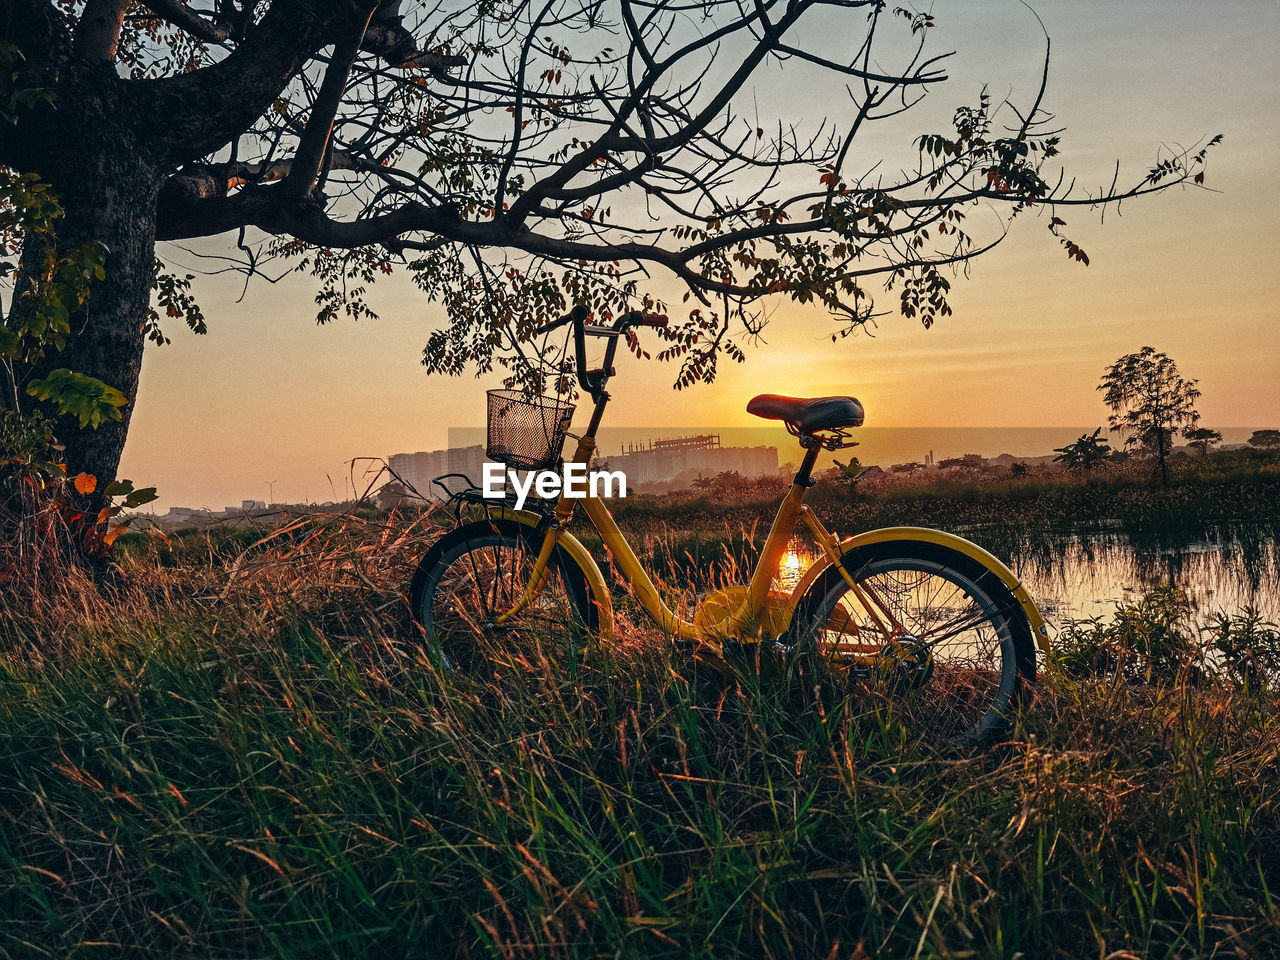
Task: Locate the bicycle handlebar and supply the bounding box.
[535,304,590,335]
[537,307,668,335]
[534,305,668,401]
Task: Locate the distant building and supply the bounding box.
[448,444,487,481]
[599,434,777,488]
[388,444,489,500]
[389,449,448,497]
[388,434,778,499]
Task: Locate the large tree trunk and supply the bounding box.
[4,55,163,490]
[23,178,160,488]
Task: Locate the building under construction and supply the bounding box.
[598,434,777,488]
[388,433,778,499]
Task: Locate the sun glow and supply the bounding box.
[781,549,803,579]
[775,542,808,592]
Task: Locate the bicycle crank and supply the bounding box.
[860,635,934,688]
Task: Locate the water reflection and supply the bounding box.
[776,541,807,592]
[655,523,1280,628]
[1008,526,1280,624]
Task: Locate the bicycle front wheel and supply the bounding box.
[408,520,598,669]
[790,540,1036,744]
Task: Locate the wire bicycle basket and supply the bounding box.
[485,390,576,471]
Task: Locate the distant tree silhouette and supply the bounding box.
[937,453,985,472]
[831,457,864,489]
[1099,347,1201,486]
[1248,429,1280,450]
[691,475,717,494]
[376,481,409,510]
[1183,426,1223,456]
[1053,427,1111,471]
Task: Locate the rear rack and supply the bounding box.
[431,472,557,525]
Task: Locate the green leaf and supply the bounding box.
[25,368,128,429]
[123,486,158,508]
[103,479,134,498]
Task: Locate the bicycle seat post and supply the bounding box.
[792,437,823,487]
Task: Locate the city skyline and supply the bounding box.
[150,424,1268,516]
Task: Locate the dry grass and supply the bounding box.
[0,505,1277,958]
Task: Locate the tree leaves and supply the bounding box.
[101,477,159,508]
[1,171,108,368]
[126,487,159,509]
[1053,428,1111,471]
[25,369,129,429]
[143,258,208,346]
[1063,241,1090,266]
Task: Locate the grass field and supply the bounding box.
[613,449,1280,539]
[1,457,1278,958]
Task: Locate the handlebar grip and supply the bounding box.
[535,304,590,334]
[616,310,669,330]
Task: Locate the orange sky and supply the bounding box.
[118,0,1280,510]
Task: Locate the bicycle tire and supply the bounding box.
[408,519,598,669]
[788,539,1036,744]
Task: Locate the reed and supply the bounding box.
[1,506,1277,958]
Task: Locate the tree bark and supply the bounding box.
[73,0,128,62]
[4,50,164,490]
[24,179,161,489]
[0,0,338,495]
[0,0,462,519]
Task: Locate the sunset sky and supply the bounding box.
[118,0,1280,510]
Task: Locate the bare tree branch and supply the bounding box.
[137,0,233,44]
[281,5,378,200]
[8,0,1222,426]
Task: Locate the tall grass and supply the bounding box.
[1,510,1278,957]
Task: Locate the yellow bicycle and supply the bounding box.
[410,306,1049,742]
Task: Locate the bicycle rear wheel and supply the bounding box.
[409,520,597,669]
[790,540,1036,744]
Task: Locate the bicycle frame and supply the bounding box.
[492,428,802,646]
[490,424,1050,656]
[483,308,1050,656]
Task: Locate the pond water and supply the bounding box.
[769,524,1280,628]
[1008,526,1280,626]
